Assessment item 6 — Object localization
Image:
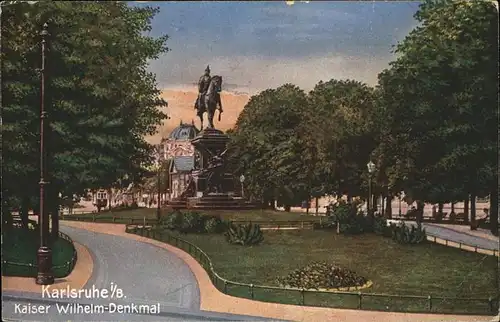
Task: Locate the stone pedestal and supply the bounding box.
[180,128,257,209]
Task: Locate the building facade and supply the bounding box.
[159,120,199,199]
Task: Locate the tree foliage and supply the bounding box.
[2,2,169,224]
[227,0,497,232]
[227,84,310,208]
[305,80,378,198]
[374,0,498,204]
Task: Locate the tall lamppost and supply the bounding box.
[239,174,245,198]
[156,145,163,222]
[367,160,376,215]
[36,23,54,285]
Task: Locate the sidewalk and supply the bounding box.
[429,224,498,242]
[1,242,93,293]
[60,221,493,322]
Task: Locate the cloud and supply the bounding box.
[151,53,391,94]
[140,1,420,91]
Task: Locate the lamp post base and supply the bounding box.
[36,246,54,285]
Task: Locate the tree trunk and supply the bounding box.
[284,205,291,212]
[315,197,319,216]
[269,199,276,209]
[385,195,392,219]
[470,192,477,230]
[450,203,455,215]
[20,196,30,230]
[381,195,385,216]
[108,188,113,210]
[51,190,59,239]
[372,195,378,214]
[490,190,498,236]
[416,200,425,224]
[464,197,469,224]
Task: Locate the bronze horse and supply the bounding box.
[196,75,223,129]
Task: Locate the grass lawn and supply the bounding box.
[163,229,498,314]
[2,228,75,278]
[64,207,322,223]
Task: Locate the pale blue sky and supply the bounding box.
[131,1,421,93]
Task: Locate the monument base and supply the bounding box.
[167,127,258,210]
[186,193,258,210]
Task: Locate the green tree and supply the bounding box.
[227,84,310,210]
[374,0,498,233]
[2,2,169,231]
[305,79,378,201]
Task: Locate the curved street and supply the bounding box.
[2,223,280,321]
[2,221,496,322]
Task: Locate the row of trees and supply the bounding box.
[2,2,169,231]
[227,0,498,234]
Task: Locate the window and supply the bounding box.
[97,192,107,199]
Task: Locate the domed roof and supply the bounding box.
[168,120,199,141]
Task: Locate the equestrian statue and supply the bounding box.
[203,148,227,193]
[194,65,223,129]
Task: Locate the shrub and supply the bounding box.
[179,211,205,233]
[373,215,390,237]
[277,261,368,290]
[225,223,263,246]
[161,211,228,234]
[390,221,426,244]
[204,216,227,234]
[405,208,418,219]
[161,211,184,230]
[327,200,370,234]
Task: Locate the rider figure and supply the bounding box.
[195,66,211,113]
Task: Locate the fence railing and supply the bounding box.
[229,220,317,229]
[125,224,498,315]
[2,231,78,278]
[60,214,158,226]
[61,214,498,256]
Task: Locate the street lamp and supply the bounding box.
[239,174,245,198]
[36,23,54,285]
[367,160,376,215]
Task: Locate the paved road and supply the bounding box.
[2,224,282,321]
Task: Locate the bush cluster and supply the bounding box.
[321,200,427,245]
[225,223,264,246]
[389,221,427,245]
[324,200,372,234]
[277,261,368,290]
[160,211,228,234]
